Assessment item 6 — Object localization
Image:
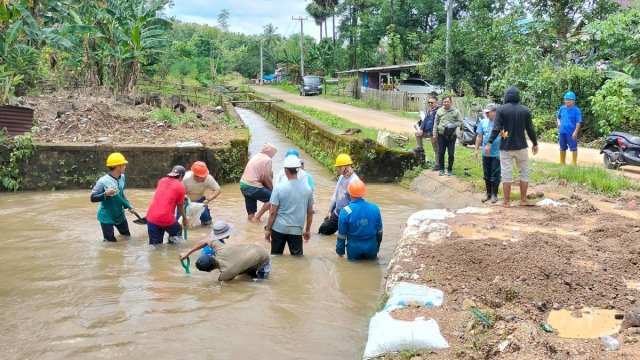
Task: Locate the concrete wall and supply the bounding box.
[242,97,422,183]
[2,100,249,190]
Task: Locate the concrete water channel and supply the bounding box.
[0,108,448,359]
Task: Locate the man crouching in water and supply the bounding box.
[178,220,271,281]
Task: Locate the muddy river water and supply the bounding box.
[0,109,468,359]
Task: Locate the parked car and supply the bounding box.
[397,78,444,95]
[299,75,322,96]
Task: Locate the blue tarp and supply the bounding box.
[262,74,276,81]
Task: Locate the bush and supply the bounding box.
[589,78,640,136]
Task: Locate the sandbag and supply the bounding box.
[363,309,449,359]
[185,202,205,228]
[384,282,444,310]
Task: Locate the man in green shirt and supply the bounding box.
[433,96,463,176]
[90,152,136,242]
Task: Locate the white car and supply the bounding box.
[397,78,444,95]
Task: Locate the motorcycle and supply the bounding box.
[459,103,483,147]
[600,131,640,169]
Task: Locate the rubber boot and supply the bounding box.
[490,183,499,204]
[560,151,567,165]
[481,180,491,203]
[571,151,577,166]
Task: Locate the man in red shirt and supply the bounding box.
[146,165,189,245]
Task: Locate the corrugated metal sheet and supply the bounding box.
[0,105,35,136]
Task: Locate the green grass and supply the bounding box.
[147,107,199,126]
[272,81,299,94]
[417,141,639,197]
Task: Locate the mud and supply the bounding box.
[24,94,237,146]
[384,175,640,359]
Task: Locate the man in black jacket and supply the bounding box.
[485,86,539,207]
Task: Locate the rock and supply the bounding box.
[116,95,135,105]
[535,301,547,312]
[553,302,562,310]
[519,322,540,339]
[136,93,162,107]
[56,108,71,118]
[498,340,511,352]
[80,117,89,124]
[71,100,83,111]
[214,105,223,114]
[600,335,620,351]
[97,136,110,143]
[626,296,636,304]
[623,336,637,344]
[492,275,502,284]
[518,275,527,282]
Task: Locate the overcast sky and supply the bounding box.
[165,0,321,40]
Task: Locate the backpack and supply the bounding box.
[444,123,458,138]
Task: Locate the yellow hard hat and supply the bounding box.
[106,152,128,167]
[334,153,353,167]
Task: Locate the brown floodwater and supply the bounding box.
[547,308,622,339]
[0,108,467,359]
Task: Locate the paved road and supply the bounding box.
[255,86,640,179]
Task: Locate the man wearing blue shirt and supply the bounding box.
[336,179,383,261]
[474,104,501,203]
[557,91,582,165]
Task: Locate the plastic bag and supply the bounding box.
[363,309,449,359]
[384,282,444,310]
[185,202,205,228]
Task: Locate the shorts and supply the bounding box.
[500,149,530,183]
[559,132,578,152]
[240,185,271,215]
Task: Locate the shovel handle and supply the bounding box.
[180,257,191,274]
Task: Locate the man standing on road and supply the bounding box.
[240,143,278,222]
[485,86,539,208]
[146,165,189,245]
[319,153,359,235]
[264,155,314,256]
[336,179,383,261]
[474,103,501,203]
[434,96,463,176]
[557,91,582,165]
[181,161,221,225]
[414,95,440,171]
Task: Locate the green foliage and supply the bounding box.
[0,65,24,105]
[590,78,640,135]
[549,165,640,197]
[147,107,199,126]
[0,129,36,191]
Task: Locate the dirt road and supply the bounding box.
[256,86,640,178]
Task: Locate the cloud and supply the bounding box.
[165,0,319,39]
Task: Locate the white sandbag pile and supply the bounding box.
[363,282,449,359]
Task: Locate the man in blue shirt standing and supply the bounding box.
[336,179,383,261]
[557,91,582,165]
[474,103,501,203]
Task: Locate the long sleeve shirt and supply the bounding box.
[90,173,132,225]
[336,198,383,261]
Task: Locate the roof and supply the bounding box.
[336,63,424,74]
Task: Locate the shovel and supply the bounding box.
[131,210,147,225]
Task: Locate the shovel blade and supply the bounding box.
[133,217,147,225]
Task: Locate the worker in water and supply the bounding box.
[265,155,314,256]
[240,143,277,223]
[181,161,221,225]
[90,152,136,242]
[336,179,383,260]
[319,153,359,235]
[146,165,189,245]
[179,221,271,281]
[274,149,314,191]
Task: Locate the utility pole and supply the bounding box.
[445,0,453,90]
[292,16,307,79]
[259,39,264,85]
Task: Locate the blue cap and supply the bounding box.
[564,91,576,100]
[285,149,300,158]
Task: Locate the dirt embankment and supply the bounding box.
[23,94,240,146]
[384,174,640,359]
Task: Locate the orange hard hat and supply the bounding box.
[191,161,209,177]
[348,178,366,198]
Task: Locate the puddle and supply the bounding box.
[451,225,512,241]
[591,200,640,221]
[547,308,622,339]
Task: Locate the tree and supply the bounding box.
[217,9,230,32]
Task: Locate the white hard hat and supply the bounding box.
[283,154,302,168]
